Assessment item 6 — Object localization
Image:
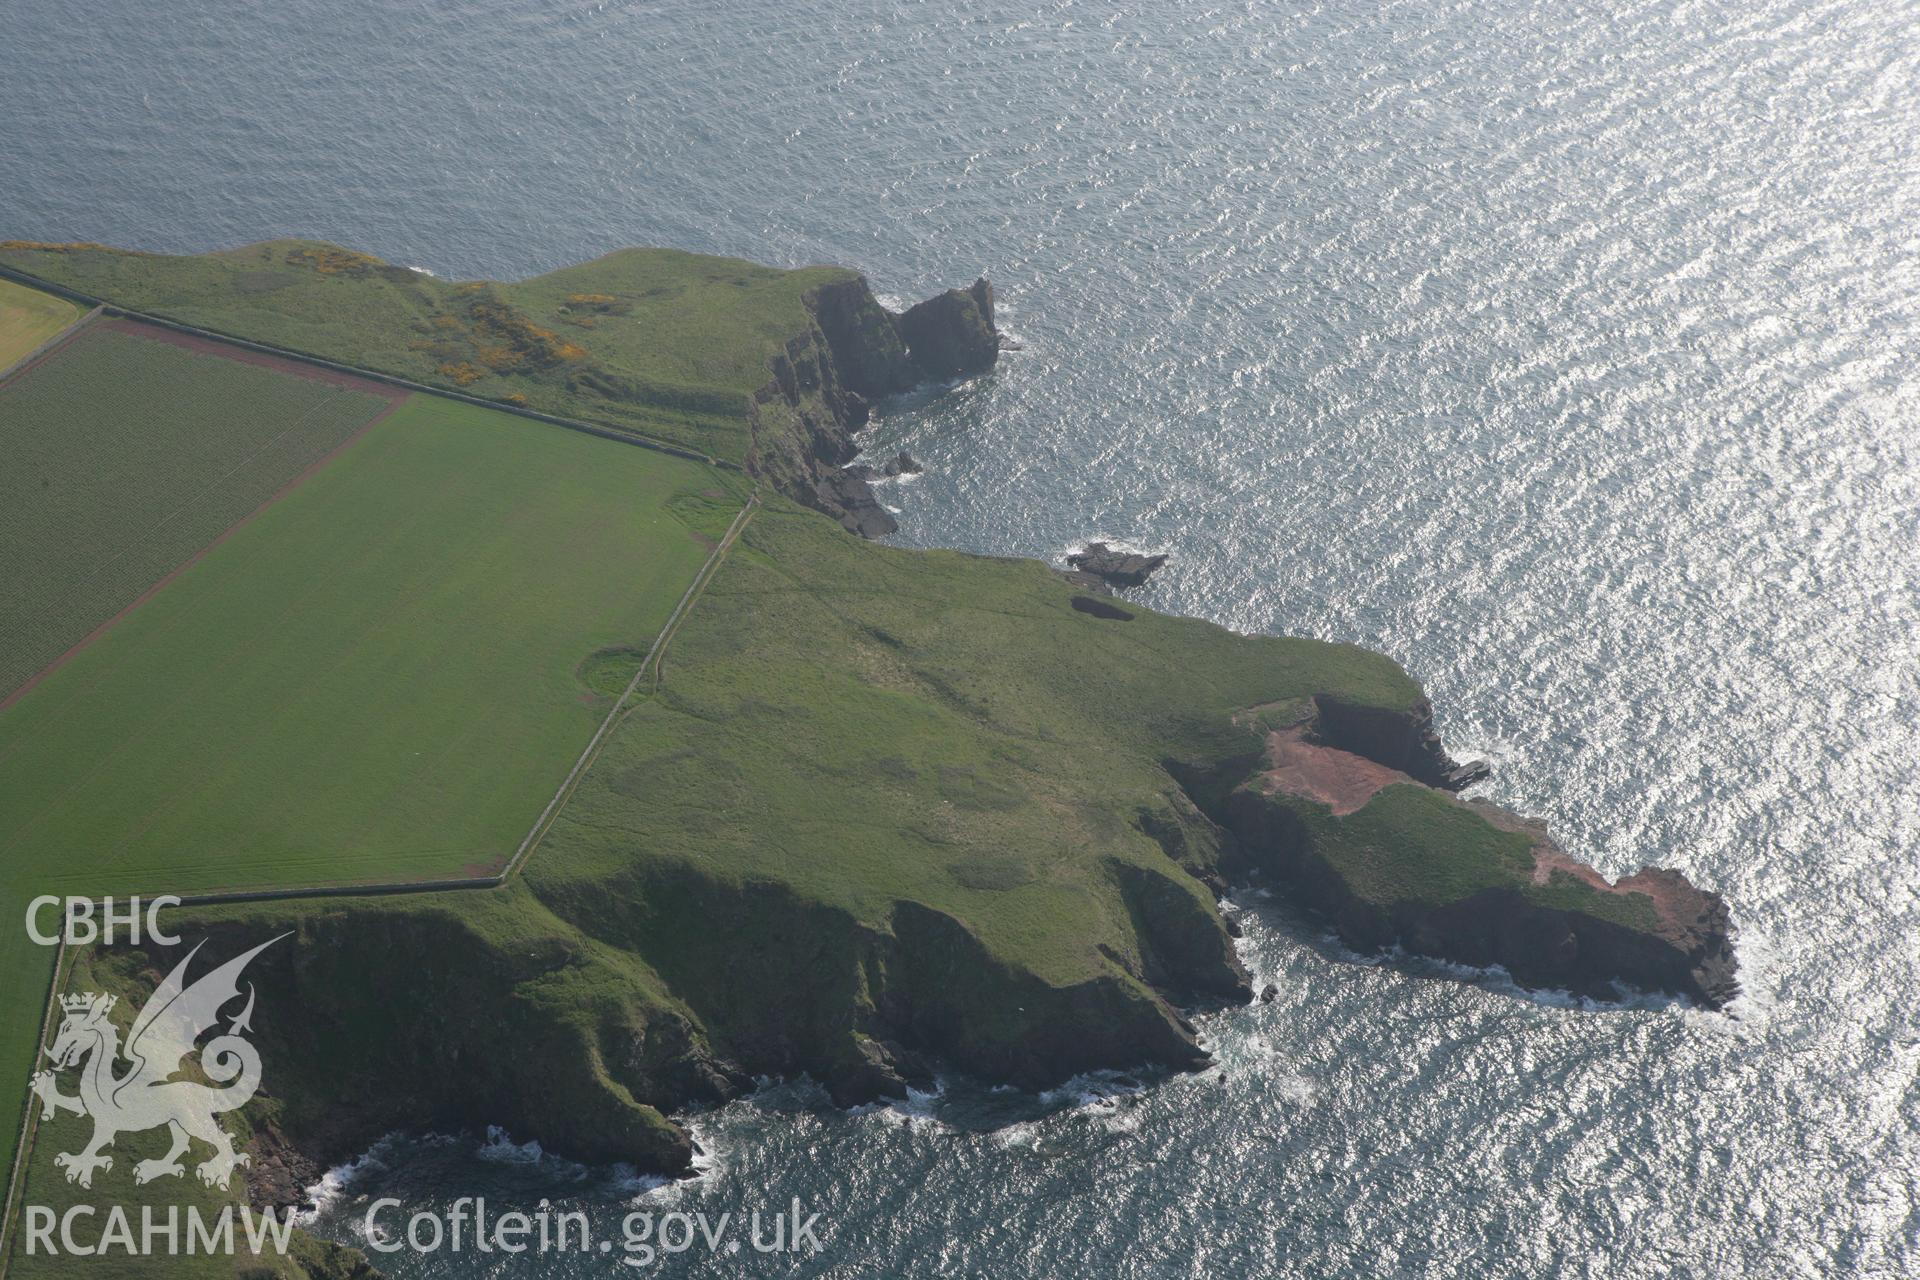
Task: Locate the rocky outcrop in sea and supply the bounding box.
[747,275,999,538]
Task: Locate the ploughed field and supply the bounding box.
[0,328,736,1202]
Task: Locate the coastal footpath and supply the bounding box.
[0,241,1736,1238]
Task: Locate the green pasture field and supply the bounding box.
[0,279,78,370]
[0,394,737,1199]
[0,391,732,891]
[0,240,850,462]
[0,322,397,699]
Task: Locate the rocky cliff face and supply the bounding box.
[746,319,898,537]
[158,858,1230,1197]
[153,654,1732,1210]
[896,278,1000,380]
[1311,693,1492,790]
[746,274,1000,537]
[1206,712,1738,1008]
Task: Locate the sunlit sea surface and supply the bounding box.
[5,1,1917,1274]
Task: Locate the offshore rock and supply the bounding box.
[1067,542,1168,589]
[844,450,923,482]
[750,276,995,537]
[897,277,1000,380]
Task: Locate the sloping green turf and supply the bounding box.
[532,497,1421,992]
[7,946,365,1280]
[0,322,396,699]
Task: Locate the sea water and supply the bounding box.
[4,1,1916,1273]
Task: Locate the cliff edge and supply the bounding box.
[1209,716,1737,1007]
[747,273,1000,536]
[109,501,1740,1210]
[0,239,1736,1221]
[0,239,999,542]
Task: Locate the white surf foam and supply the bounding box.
[295,1135,398,1226]
[1060,535,1168,562]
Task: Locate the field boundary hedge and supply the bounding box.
[0,491,761,1271]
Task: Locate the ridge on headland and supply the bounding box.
[0,239,1736,1275]
[0,239,1001,540]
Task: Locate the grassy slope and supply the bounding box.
[6,885,695,1278]
[528,498,1419,1012]
[0,280,78,369]
[8,949,371,1280]
[10,945,248,1280]
[0,323,395,697]
[0,396,733,1213]
[0,240,850,462]
[1280,785,1661,928]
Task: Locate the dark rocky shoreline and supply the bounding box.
[746,272,998,539]
[741,266,1736,1042]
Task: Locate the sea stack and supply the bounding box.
[898,277,1000,380]
[1067,542,1168,589]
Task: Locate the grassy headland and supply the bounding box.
[9,494,1436,1266]
[0,238,1733,1279]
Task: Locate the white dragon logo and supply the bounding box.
[28,935,287,1190]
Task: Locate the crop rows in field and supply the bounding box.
[0,321,399,698]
